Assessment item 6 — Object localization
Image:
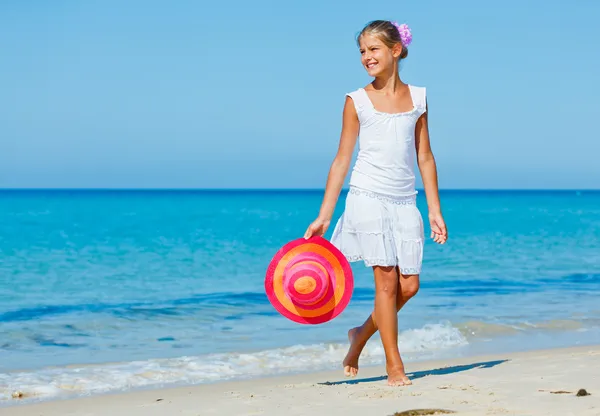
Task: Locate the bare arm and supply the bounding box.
[415,101,447,243]
[304,96,359,238]
[415,101,441,213]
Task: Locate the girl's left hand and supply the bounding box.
[429,212,448,244]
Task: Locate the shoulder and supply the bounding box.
[409,84,427,113]
[409,84,426,96]
[345,88,365,101]
[342,88,372,123]
[344,88,367,110]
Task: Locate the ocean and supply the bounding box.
[1,189,600,404]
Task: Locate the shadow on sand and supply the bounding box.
[318,359,509,386]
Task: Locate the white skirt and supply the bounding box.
[330,187,424,274]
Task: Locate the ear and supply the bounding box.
[391,42,403,59]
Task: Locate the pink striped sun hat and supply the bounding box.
[265,236,354,325]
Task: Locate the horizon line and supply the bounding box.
[0,187,598,192]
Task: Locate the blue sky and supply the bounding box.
[1,0,598,189]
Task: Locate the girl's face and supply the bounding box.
[358,34,401,77]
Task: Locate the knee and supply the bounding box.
[402,278,420,299]
[374,267,398,298]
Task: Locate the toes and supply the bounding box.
[401,375,412,385]
[344,366,358,377]
[386,375,411,387]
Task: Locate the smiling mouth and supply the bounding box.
[366,62,378,69]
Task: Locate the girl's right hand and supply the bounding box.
[304,217,331,239]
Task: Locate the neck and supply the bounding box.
[372,69,403,92]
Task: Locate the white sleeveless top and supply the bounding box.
[347,85,427,197]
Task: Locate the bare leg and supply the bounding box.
[343,268,420,380]
[369,266,404,386]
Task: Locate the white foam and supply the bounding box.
[0,321,467,403]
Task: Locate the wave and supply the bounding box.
[0,292,271,323]
[457,318,588,339]
[0,322,467,403]
[3,273,599,323]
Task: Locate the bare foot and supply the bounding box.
[386,364,412,386]
[342,327,364,377]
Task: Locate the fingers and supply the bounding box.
[304,225,314,240]
[430,228,447,244]
[429,217,448,245]
[440,222,448,238]
[433,231,447,244]
[305,216,330,240]
[305,223,322,239]
[439,223,448,242]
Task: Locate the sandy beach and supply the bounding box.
[2,345,599,416]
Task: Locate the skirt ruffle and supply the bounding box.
[330,187,424,274]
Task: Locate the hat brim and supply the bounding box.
[265,236,354,325]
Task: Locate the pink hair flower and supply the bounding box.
[392,21,412,47]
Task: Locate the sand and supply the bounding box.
[2,345,599,416]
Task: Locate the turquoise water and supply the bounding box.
[1,189,600,403]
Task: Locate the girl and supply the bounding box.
[303,20,447,386]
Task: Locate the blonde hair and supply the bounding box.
[357,20,408,60]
